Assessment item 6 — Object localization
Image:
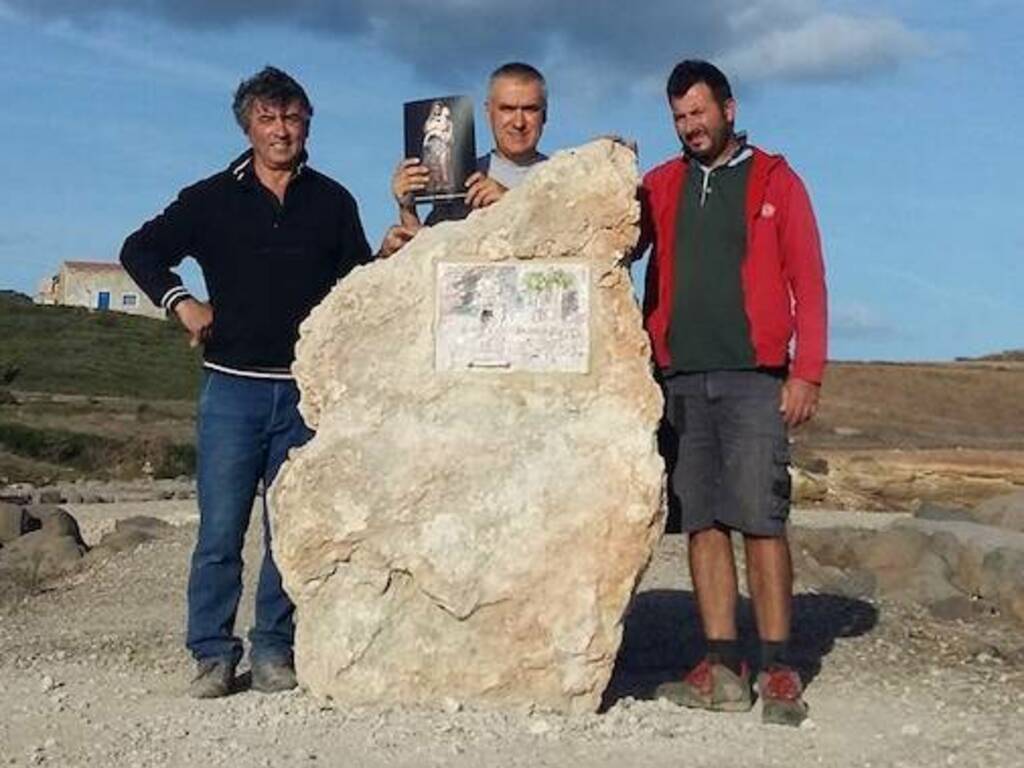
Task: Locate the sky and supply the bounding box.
[0,0,1021,362]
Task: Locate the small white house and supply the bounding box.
[35,261,165,320]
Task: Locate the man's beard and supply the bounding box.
[684,122,733,163]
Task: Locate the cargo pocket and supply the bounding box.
[671,393,687,432]
[769,438,792,523]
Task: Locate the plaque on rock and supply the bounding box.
[435,262,590,373]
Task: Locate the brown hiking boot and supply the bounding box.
[656,657,753,712]
[758,665,809,726]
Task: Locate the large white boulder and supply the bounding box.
[271,140,664,713]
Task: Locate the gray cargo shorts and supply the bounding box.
[663,369,791,537]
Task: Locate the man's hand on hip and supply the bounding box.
[174,298,213,349]
[780,377,820,428]
[465,172,507,209]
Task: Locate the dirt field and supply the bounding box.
[5,360,1023,495]
[797,361,1024,458]
[1,505,1022,768]
[2,360,1022,766]
[793,362,1024,509]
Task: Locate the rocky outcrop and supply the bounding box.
[85,516,176,561]
[271,140,664,713]
[0,501,29,544]
[970,490,1024,532]
[1,478,197,506]
[793,518,1024,624]
[0,505,88,587]
[787,449,1024,510]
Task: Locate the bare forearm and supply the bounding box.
[398,206,422,230]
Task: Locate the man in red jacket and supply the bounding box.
[638,60,827,726]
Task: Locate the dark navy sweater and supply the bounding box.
[120,151,372,377]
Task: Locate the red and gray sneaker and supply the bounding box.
[655,657,753,712]
[758,665,809,726]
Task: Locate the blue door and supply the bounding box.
[97,291,110,310]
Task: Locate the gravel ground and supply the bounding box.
[1,506,1023,768]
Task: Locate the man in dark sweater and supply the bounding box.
[639,61,827,725]
[121,66,409,699]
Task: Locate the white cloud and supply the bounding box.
[721,13,928,81]
[830,301,894,339]
[3,1,928,90]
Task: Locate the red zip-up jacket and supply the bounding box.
[639,147,828,384]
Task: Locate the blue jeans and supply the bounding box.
[186,370,313,665]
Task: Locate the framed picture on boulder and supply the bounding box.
[403,95,476,203]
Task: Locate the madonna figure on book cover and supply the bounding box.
[403,95,475,203]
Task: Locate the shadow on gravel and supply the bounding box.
[602,589,879,709]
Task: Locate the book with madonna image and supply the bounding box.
[403,95,476,204]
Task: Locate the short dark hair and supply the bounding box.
[488,61,547,108]
[666,60,732,106]
[232,66,313,131]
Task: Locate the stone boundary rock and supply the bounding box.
[0,501,178,598]
[0,478,196,506]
